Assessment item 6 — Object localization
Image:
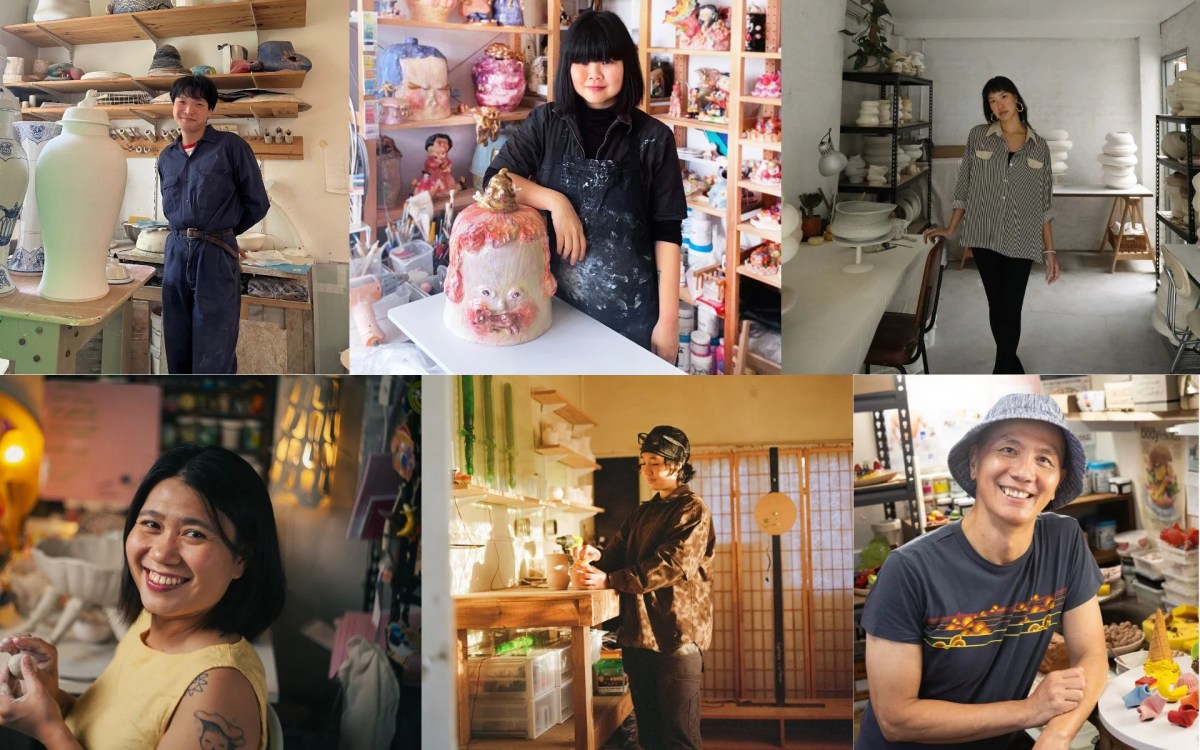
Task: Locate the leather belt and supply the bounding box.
[172,228,239,259]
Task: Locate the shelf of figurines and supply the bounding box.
[735,244,782,288]
[5,70,306,97]
[379,105,534,132]
[376,16,552,35]
[20,100,301,122]
[111,134,304,160]
[645,46,781,60]
[656,114,730,135]
[1,0,306,48]
[838,167,930,194]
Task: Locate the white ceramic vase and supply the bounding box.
[32,0,92,22]
[37,91,126,302]
[10,122,62,276]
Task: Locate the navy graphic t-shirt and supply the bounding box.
[856,513,1102,750]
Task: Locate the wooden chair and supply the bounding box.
[863,241,945,374]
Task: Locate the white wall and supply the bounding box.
[1160,1,1199,62]
[5,0,348,263]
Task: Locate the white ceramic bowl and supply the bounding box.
[33,533,123,605]
[1042,129,1069,142]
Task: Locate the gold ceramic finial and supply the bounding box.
[484,43,525,62]
[477,168,519,213]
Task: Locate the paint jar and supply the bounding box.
[689,351,712,375]
[920,476,934,498]
[953,497,975,517]
[871,518,901,547]
[1093,520,1118,551]
[1087,461,1117,495]
[678,302,695,334]
[219,419,242,450]
[690,330,711,358]
[931,474,951,499]
[676,334,691,371]
[697,303,721,339]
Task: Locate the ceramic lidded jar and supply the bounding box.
[10,122,62,276]
[0,59,30,271]
[37,91,127,302]
[444,168,555,346]
[376,37,451,123]
[472,44,526,111]
[32,0,93,22]
[404,0,455,22]
[492,0,524,27]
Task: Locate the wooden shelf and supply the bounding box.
[379,106,532,131]
[738,138,782,152]
[378,17,551,35]
[453,483,547,510]
[535,444,601,470]
[1067,410,1197,422]
[741,96,781,106]
[531,389,596,426]
[6,70,306,97]
[656,115,729,133]
[743,50,782,60]
[740,180,782,197]
[736,263,782,288]
[2,0,305,48]
[546,501,605,515]
[1067,492,1132,508]
[687,197,727,218]
[22,100,301,122]
[736,222,782,242]
[645,46,734,56]
[115,135,303,160]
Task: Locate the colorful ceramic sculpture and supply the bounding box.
[444,169,556,346]
[377,38,451,123]
[1145,610,1183,687]
[460,0,492,23]
[257,41,312,73]
[1123,683,1155,709]
[752,71,781,98]
[471,112,512,189]
[472,44,525,111]
[492,0,523,27]
[10,122,62,276]
[36,91,127,303]
[665,0,731,51]
[413,133,459,198]
[1137,693,1167,721]
[0,56,30,265]
[405,0,455,22]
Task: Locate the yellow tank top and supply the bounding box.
[66,611,268,750]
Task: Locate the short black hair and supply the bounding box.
[118,445,286,641]
[981,76,1029,125]
[555,9,644,117]
[425,132,452,150]
[169,75,218,111]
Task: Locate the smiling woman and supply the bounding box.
[0,445,286,750]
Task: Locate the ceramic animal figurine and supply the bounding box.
[108,0,174,12]
[444,168,555,346]
[257,41,312,73]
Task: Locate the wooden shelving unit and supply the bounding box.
[640,0,782,374]
[22,100,302,122]
[530,388,596,426]
[354,1,563,235]
[5,70,306,96]
[1155,115,1199,270]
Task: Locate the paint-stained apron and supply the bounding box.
[540,146,658,349]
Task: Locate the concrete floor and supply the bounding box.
[926,251,1181,374]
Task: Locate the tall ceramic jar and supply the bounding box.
[10,122,62,276]
[0,61,30,271]
[37,91,126,302]
[472,44,526,111]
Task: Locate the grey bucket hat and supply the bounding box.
[947,393,1087,510]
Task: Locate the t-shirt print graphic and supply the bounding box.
[923,586,1068,649]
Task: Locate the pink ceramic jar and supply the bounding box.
[472,44,526,112]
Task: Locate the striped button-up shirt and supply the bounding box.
[953,121,1055,262]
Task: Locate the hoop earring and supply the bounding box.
[989,112,998,122]
[1017,102,1025,113]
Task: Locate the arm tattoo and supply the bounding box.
[185,672,209,697]
[195,709,247,749]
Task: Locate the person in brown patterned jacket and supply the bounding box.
[574,425,715,749]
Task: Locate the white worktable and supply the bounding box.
[388,294,684,374]
[1053,183,1153,198]
[1096,656,1197,750]
[783,235,934,373]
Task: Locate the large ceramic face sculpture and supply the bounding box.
[377,38,451,123]
[472,44,526,112]
[444,170,556,346]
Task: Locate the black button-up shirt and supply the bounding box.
[157,125,270,236]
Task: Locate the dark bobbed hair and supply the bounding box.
[554,10,644,117]
[169,75,218,111]
[119,445,286,641]
[425,132,452,150]
[981,76,1029,125]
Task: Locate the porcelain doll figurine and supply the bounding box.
[415,133,462,197]
[460,0,492,23]
[668,83,682,118]
[444,168,555,345]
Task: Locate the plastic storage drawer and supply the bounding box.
[469,692,557,740]
[468,651,558,699]
[558,678,575,724]
[531,643,573,686]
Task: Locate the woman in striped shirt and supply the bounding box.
[925,76,1060,374]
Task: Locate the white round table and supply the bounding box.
[1097,656,1197,750]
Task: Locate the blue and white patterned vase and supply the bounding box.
[0,54,30,274]
[10,122,61,276]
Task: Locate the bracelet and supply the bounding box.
[1043,250,1057,254]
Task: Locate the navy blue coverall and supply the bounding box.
[157,126,270,373]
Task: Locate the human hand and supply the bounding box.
[0,654,66,743]
[651,318,679,363]
[1043,252,1060,284]
[550,196,587,265]
[0,635,59,695]
[1025,668,1084,726]
[576,544,602,565]
[922,226,953,244]
[573,563,608,590]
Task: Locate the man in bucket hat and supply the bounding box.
[573,425,715,749]
[856,394,1106,750]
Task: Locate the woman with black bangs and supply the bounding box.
[925,76,1059,374]
[0,445,285,750]
[484,10,687,362]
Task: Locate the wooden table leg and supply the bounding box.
[457,629,470,748]
[100,303,131,374]
[0,318,73,373]
[572,625,596,750]
[1101,197,1120,252]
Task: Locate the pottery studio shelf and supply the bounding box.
[534,444,601,470]
[1157,210,1199,243]
[654,115,730,134]
[114,136,304,160]
[377,17,551,35]
[452,484,603,515]
[21,100,302,123]
[840,121,932,135]
[530,388,596,427]
[5,70,306,97]
[379,106,533,131]
[838,167,930,194]
[1,0,305,48]
[736,263,781,289]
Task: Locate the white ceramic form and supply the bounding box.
[32,0,92,22]
[23,533,126,644]
[37,91,126,302]
[10,122,62,276]
[1101,132,1139,190]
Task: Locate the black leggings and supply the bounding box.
[973,247,1034,374]
[622,645,703,749]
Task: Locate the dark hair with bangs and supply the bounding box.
[981,76,1029,125]
[169,74,218,111]
[554,10,643,117]
[118,445,285,641]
